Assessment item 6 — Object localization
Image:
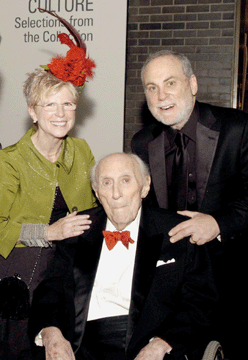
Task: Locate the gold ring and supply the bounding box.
[191,235,197,243]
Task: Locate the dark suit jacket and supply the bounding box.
[132,101,248,247]
[131,102,248,345]
[30,204,217,360]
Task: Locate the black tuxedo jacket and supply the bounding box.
[132,101,248,248]
[30,204,216,360]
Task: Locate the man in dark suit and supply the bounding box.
[131,50,248,359]
[29,153,216,360]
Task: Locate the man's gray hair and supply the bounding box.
[90,153,150,187]
[141,50,194,85]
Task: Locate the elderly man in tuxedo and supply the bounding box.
[29,153,216,360]
[131,50,248,358]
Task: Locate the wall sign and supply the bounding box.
[0,1,127,161]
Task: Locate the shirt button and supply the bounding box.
[188,173,193,178]
[72,206,78,212]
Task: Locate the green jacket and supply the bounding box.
[0,128,96,259]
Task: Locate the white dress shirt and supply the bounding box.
[87,208,141,321]
[35,208,142,346]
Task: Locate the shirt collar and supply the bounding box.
[181,102,198,142]
[105,207,142,242]
[166,102,198,146]
[18,128,75,175]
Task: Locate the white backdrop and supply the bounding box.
[0,1,127,161]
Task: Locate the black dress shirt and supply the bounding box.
[165,105,199,211]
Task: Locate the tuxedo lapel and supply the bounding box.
[196,112,219,210]
[148,103,220,211]
[82,207,107,245]
[148,130,169,208]
[126,207,164,348]
[73,207,107,350]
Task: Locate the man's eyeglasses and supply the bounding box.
[36,102,77,112]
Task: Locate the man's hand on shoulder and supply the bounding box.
[134,337,172,360]
[169,211,220,245]
[41,327,75,360]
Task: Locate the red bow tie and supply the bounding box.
[102,230,134,250]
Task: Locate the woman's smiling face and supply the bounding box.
[29,86,76,141]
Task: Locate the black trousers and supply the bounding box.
[33,317,192,360]
[76,315,128,360]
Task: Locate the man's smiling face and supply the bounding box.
[143,55,198,130]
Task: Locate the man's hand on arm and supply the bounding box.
[40,327,75,360]
[169,211,220,245]
[134,337,172,360]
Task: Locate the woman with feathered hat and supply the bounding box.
[0,10,96,359]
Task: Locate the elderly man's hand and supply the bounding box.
[41,327,75,360]
[134,337,172,360]
[169,211,220,245]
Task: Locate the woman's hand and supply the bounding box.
[46,211,92,241]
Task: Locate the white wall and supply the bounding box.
[0,1,127,161]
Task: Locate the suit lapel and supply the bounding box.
[73,207,107,350]
[148,103,220,211]
[148,130,169,208]
[126,207,164,348]
[196,108,219,209]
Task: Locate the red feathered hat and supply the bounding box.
[39,9,96,89]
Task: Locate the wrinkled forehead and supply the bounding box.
[97,155,143,183]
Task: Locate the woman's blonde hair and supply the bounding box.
[23,68,79,108]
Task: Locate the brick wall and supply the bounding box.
[124,0,237,152]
